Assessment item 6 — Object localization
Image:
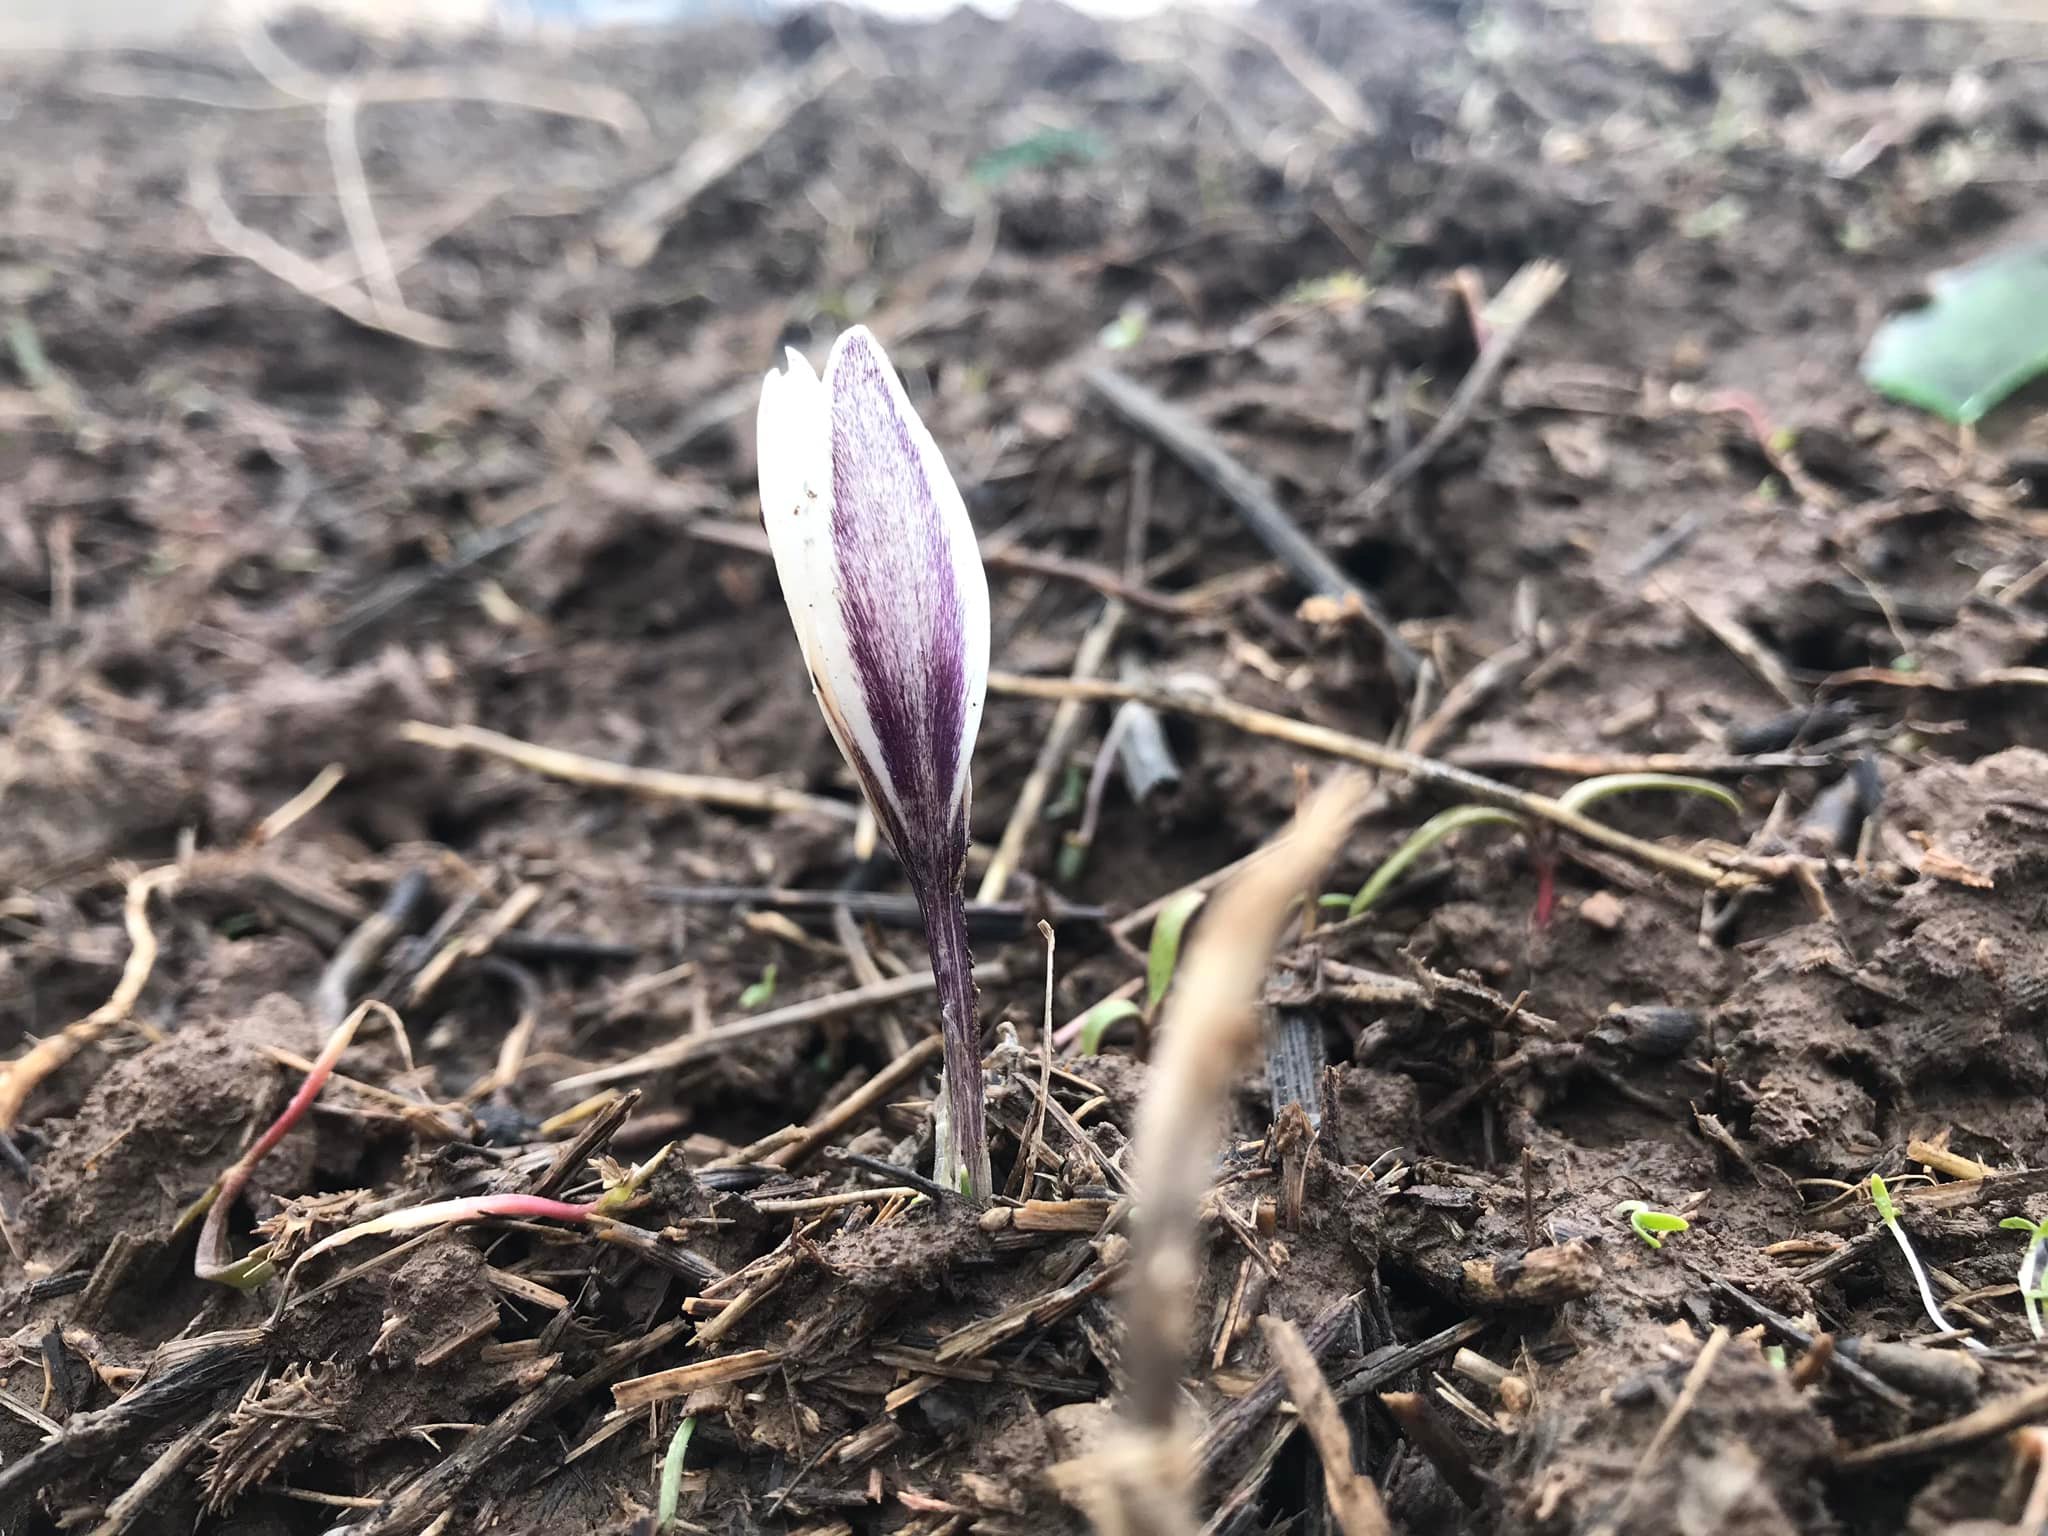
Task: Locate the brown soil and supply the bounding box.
[2,2,2046,1534]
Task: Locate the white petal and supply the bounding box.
[757,343,903,830]
[756,329,990,869]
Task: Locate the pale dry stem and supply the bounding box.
[1059,776,1366,1536]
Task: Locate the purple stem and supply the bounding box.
[918,877,990,1201]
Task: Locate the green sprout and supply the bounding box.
[657,1415,697,1530]
[1337,774,1741,919]
[2000,1216,2048,1340]
[738,962,778,1011]
[1871,1173,1989,1352]
[1077,889,1205,1056]
[1554,774,1743,818]
[1613,1200,1691,1250]
[1345,806,1523,918]
[1074,995,1143,1057]
[1145,889,1204,1012]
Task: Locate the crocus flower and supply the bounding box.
[757,326,994,1199]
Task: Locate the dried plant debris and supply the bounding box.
[1,1,2046,1533]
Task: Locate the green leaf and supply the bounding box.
[1613,1200,1688,1250]
[209,1250,278,1290]
[1045,762,1087,821]
[970,128,1106,187]
[1076,997,1143,1057]
[1347,806,1524,918]
[1557,773,1744,820]
[2001,1217,2045,1234]
[1146,890,1206,1011]
[657,1415,697,1529]
[1633,1210,1689,1249]
[1099,306,1149,351]
[1284,270,1371,307]
[1861,241,2048,425]
[738,963,778,1011]
[1316,893,1354,910]
[1869,1172,1898,1225]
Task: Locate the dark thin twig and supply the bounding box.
[314,869,429,1028]
[1330,1316,1489,1404]
[824,1147,959,1204]
[0,1330,268,1505]
[1196,1292,1363,1477]
[1357,259,1567,517]
[0,1128,32,1182]
[493,930,641,964]
[1084,363,1423,688]
[331,507,550,647]
[1688,1266,1911,1412]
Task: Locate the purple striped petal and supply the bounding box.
[757,327,990,883]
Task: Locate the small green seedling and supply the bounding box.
[1345,806,1523,918]
[1613,1200,1690,1250]
[1074,995,1142,1057]
[1337,774,1742,920]
[1871,1173,1989,1353]
[2000,1216,2048,1340]
[738,962,778,1011]
[1076,889,1205,1056]
[1555,774,1743,819]
[1145,889,1204,1012]
[657,1415,697,1530]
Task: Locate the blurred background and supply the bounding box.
[0,0,1208,49]
[2,0,2046,1530]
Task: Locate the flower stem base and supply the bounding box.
[921,882,990,1202]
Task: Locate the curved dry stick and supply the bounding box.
[398,720,859,824]
[988,672,1762,891]
[0,863,180,1131]
[1052,778,1366,1536]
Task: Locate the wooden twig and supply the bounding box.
[1837,1378,2048,1469]
[399,720,858,824]
[187,148,457,350]
[251,763,346,847]
[1446,746,1836,775]
[1593,1327,1729,1536]
[1108,782,1367,1524]
[588,463,1224,617]
[1358,259,1567,516]
[612,1351,781,1411]
[1207,10,1379,136]
[1687,1267,1910,1412]
[553,962,1011,1092]
[600,54,849,268]
[760,1034,944,1171]
[0,862,178,1131]
[978,600,1125,902]
[988,672,1762,890]
[324,86,405,317]
[1402,639,1535,762]
[1667,587,1805,708]
[1260,1317,1393,1536]
[1084,365,1422,688]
